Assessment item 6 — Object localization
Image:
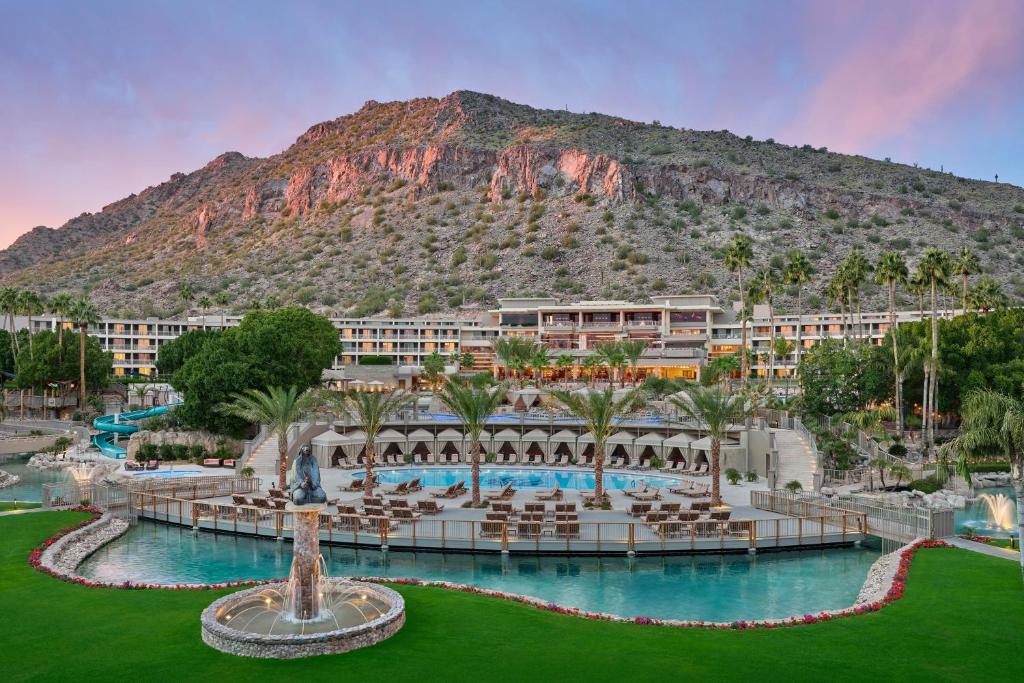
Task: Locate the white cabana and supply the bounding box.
[548,429,578,460]
[435,428,465,458]
[311,429,347,467]
[521,428,550,459]
[336,429,367,462]
[690,436,742,452]
[492,428,522,457]
[635,432,667,461]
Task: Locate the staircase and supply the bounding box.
[247,436,281,483]
[774,428,818,490]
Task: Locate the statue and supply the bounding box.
[290,445,327,505]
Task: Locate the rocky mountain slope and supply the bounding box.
[3,91,1023,318]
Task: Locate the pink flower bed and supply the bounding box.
[28,511,950,629]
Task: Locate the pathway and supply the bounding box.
[773,428,817,490]
[945,536,1020,562]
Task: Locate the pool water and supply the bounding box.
[357,466,682,491]
[955,487,1017,536]
[0,454,69,502]
[79,523,880,622]
[132,470,203,478]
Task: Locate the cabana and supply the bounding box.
[435,428,465,462]
[548,429,578,463]
[311,429,348,468]
[635,432,667,464]
[493,428,521,462]
[662,431,697,466]
[521,428,550,464]
[606,431,636,466]
[405,428,436,462]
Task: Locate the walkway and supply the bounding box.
[945,536,1020,562]
[773,428,817,490]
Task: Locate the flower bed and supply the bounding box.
[28,511,949,630]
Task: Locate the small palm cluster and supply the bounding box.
[491,337,649,388]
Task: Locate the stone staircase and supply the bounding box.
[247,435,280,483]
[774,428,818,490]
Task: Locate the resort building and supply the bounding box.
[26,295,945,381]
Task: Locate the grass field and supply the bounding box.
[0,501,41,512]
[2,512,1023,682]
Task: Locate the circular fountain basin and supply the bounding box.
[959,520,1019,538]
[201,579,404,659]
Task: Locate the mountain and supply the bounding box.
[3,90,1023,318]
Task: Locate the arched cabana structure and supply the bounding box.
[375,429,407,466]
[334,429,367,467]
[548,429,578,464]
[662,431,696,467]
[635,432,666,465]
[435,428,465,463]
[606,432,636,467]
[493,428,521,463]
[311,429,347,468]
[405,428,436,463]
[521,428,549,465]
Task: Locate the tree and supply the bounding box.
[67,297,100,409]
[49,292,74,356]
[436,378,505,505]
[527,348,551,386]
[917,249,951,455]
[668,385,751,507]
[16,290,44,361]
[13,330,111,393]
[555,353,575,381]
[773,337,795,394]
[724,235,754,387]
[490,337,539,386]
[840,248,872,341]
[580,354,600,387]
[940,389,1024,578]
[953,247,980,313]
[179,282,195,312]
[550,387,643,499]
[749,268,780,393]
[0,287,20,357]
[595,341,626,388]
[213,291,230,327]
[618,339,649,385]
[875,251,909,437]
[968,276,1007,314]
[458,351,476,370]
[421,351,446,390]
[705,352,741,389]
[155,329,222,377]
[825,273,849,346]
[799,339,886,417]
[328,389,412,496]
[783,250,813,380]
[218,386,323,490]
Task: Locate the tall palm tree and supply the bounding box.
[580,354,600,387]
[917,249,951,455]
[668,385,750,507]
[218,386,323,490]
[953,247,980,313]
[528,348,551,386]
[67,297,100,410]
[327,389,412,496]
[907,270,927,315]
[968,276,1007,314]
[49,292,74,354]
[875,251,909,438]
[783,250,813,380]
[840,248,873,341]
[17,290,44,361]
[0,287,20,357]
[724,235,754,388]
[550,387,643,499]
[213,291,230,328]
[179,282,195,313]
[490,337,538,386]
[940,389,1024,578]
[554,353,575,382]
[436,379,504,505]
[595,341,626,388]
[618,338,649,385]
[750,268,779,393]
[825,273,849,346]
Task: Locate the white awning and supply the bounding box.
[635,432,665,445]
[663,432,697,448]
[311,430,347,446]
[690,436,742,452]
[377,429,406,442]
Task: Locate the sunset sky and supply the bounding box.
[1,0,1022,247]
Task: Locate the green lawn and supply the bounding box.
[0,501,41,512]
[2,512,1023,682]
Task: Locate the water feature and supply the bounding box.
[0,454,70,502]
[82,521,880,622]
[358,466,683,490]
[957,487,1018,538]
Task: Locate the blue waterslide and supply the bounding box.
[92,403,182,458]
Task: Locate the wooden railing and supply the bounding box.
[131,493,865,555]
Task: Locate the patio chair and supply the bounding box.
[484,482,515,500]
[516,521,542,538]
[627,502,653,517]
[406,477,422,492]
[480,520,506,538]
[534,483,560,500]
[658,502,681,514]
[554,502,577,514]
[555,521,580,538]
[383,481,409,496]
[631,487,661,501]
[392,507,421,521]
[146,460,159,470]
[417,500,445,514]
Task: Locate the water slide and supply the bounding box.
[92,404,181,458]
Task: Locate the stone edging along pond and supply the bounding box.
[28,507,950,631]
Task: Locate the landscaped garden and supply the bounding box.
[3,511,1022,682]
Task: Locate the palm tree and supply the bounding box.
[875,251,909,438]
[750,268,780,393]
[595,341,626,388]
[724,235,753,387]
[939,389,1024,578]
[968,276,1007,314]
[825,273,849,346]
[17,290,44,360]
[907,270,927,315]
[218,386,323,490]
[490,337,537,386]
[618,338,649,385]
[840,248,872,341]
[772,337,795,395]
[67,297,100,410]
[917,249,951,455]
[0,287,20,357]
[783,250,813,379]
[49,292,74,354]
[327,389,412,496]
[580,354,600,387]
[528,348,551,386]
[213,291,230,327]
[668,385,750,507]
[436,379,504,505]
[179,282,195,313]
[198,296,212,328]
[550,387,643,499]
[554,353,575,382]
[953,247,980,313]
[132,382,154,409]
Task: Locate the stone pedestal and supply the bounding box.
[288,503,325,621]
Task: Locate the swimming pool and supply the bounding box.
[355,466,682,490]
[132,470,203,478]
[78,522,880,622]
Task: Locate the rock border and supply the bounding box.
[0,468,20,489]
[200,581,405,659]
[28,510,948,631]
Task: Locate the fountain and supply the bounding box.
[960,492,1019,538]
[200,447,405,658]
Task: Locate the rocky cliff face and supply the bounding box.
[2,91,1022,317]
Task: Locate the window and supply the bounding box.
[670,311,705,323]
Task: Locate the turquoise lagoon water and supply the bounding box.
[358,466,682,491]
[955,487,1018,537]
[0,454,69,502]
[79,523,880,621]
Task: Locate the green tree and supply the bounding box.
[595,341,626,388]
[17,291,44,361]
[749,268,780,393]
[555,353,575,381]
[724,235,753,387]
[618,339,649,385]
[421,352,446,390]
[155,329,222,377]
[436,378,505,504]
[668,385,752,506]
[550,387,643,499]
[968,276,1007,314]
[218,386,323,490]
[327,389,412,495]
[0,287,20,357]
[49,292,74,356]
[840,248,873,341]
[799,339,886,417]
[527,348,551,386]
[179,282,195,312]
[917,248,952,454]
[875,251,909,437]
[580,353,600,387]
[783,250,813,379]
[825,272,849,345]
[13,331,111,393]
[67,297,100,409]
[953,247,980,313]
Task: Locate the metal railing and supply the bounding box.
[131,492,866,555]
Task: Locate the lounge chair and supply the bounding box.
[417,500,445,514]
[682,484,709,498]
[268,488,286,499]
[692,463,710,476]
[389,498,410,508]
[146,460,159,470]
[426,453,437,465]
[484,482,515,500]
[678,511,700,522]
[627,502,653,517]
[690,501,711,512]
[554,502,576,514]
[710,510,732,521]
[124,460,142,471]
[611,456,624,468]
[491,501,519,516]
[669,481,694,495]
[431,481,465,499]
[516,521,542,538]
[534,482,560,500]
[660,460,680,472]
[392,507,420,521]
[406,477,422,492]
[486,511,509,521]
[555,521,580,538]
[363,505,387,517]
[480,520,506,538]
[203,458,220,468]
[557,455,569,465]
[383,481,409,496]
[342,477,366,492]
[631,487,661,501]
[658,502,682,514]
[231,494,250,506]
[337,504,360,515]
[222,459,236,468]
[524,502,546,515]
[623,482,648,498]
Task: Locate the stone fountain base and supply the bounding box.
[200,579,405,659]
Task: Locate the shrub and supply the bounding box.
[784,480,803,493]
[241,466,255,477]
[731,207,747,220]
[888,442,907,458]
[189,444,208,461]
[970,462,1010,473]
[358,355,394,365]
[908,477,941,494]
[725,467,741,485]
[745,471,758,482]
[824,208,840,220]
[139,443,159,460]
[158,444,174,461]
[171,444,189,461]
[540,246,560,260]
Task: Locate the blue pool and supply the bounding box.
[356,466,683,490]
[0,454,69,502]
[78,522,880,621]
[132,470,203,478]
